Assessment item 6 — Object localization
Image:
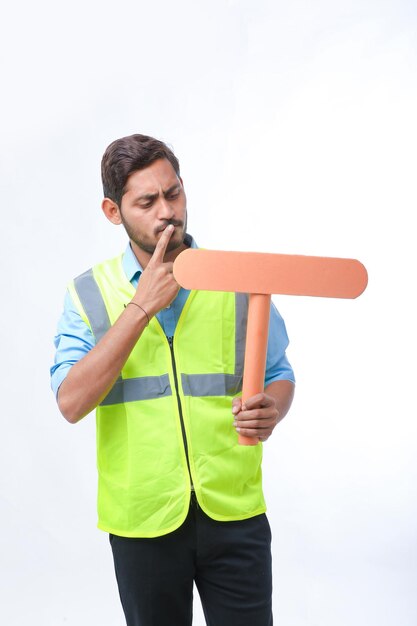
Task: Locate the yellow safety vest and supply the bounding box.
[68,254,265,538]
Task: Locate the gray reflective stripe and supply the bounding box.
[73,269,111,342]
[234,292,248,380]
[100,375,172,406]
[73,271,247,402]
[181,373,243,397]
[73,269,172,406]
[181,293,248,397]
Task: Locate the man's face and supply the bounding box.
[119,158,187,256]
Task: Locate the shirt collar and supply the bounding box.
[122,233,197,283]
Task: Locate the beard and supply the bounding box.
[120,213,188,255]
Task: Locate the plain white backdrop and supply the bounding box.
[1,1,416,624]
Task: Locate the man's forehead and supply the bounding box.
[124,159,180,195]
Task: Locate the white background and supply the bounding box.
[1,1,416,624]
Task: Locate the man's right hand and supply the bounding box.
[58,225,181,423]
[132,224,180,318]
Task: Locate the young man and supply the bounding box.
[51,133,295,626]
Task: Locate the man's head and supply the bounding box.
[101,134,187,263]
[101,134,180,207]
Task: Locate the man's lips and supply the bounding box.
[156,223,183,234]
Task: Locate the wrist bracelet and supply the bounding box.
[125,301,150,326]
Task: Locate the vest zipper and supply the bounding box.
[167,336,194,491]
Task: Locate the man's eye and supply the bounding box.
[168,191,180,200]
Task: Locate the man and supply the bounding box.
[51,133,295,626]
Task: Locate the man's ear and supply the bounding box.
[102,198,122,225]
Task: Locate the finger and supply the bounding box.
[235,416,277,429]
[242,392,274,410]
[149,224,174,265]
[232,397,242,415]
[235,405,278,422]
[163,261,174,274]
[258,434,270,442]
[235,424,272,439]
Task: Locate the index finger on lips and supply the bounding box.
[149,224,174,265]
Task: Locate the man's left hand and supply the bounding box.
[232,393,279,442]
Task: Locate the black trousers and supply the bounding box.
[109,494,273,626]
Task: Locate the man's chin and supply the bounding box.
[162,228,185,252]
[135,231,184,256]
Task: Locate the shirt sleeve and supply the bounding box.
[264,301,295,386]
[50,291,96,398]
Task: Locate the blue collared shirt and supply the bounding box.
[51,236,295,396]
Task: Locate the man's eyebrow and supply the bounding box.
[163,183,182,196]
[133,191,159,203]
[132,183,181,204]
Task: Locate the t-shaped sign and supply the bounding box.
[173,249,368,445]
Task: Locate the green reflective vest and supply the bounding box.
[68,254,265,538]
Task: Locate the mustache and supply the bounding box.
[155,220,184,233]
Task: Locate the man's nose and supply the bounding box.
[156,196,174,219]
